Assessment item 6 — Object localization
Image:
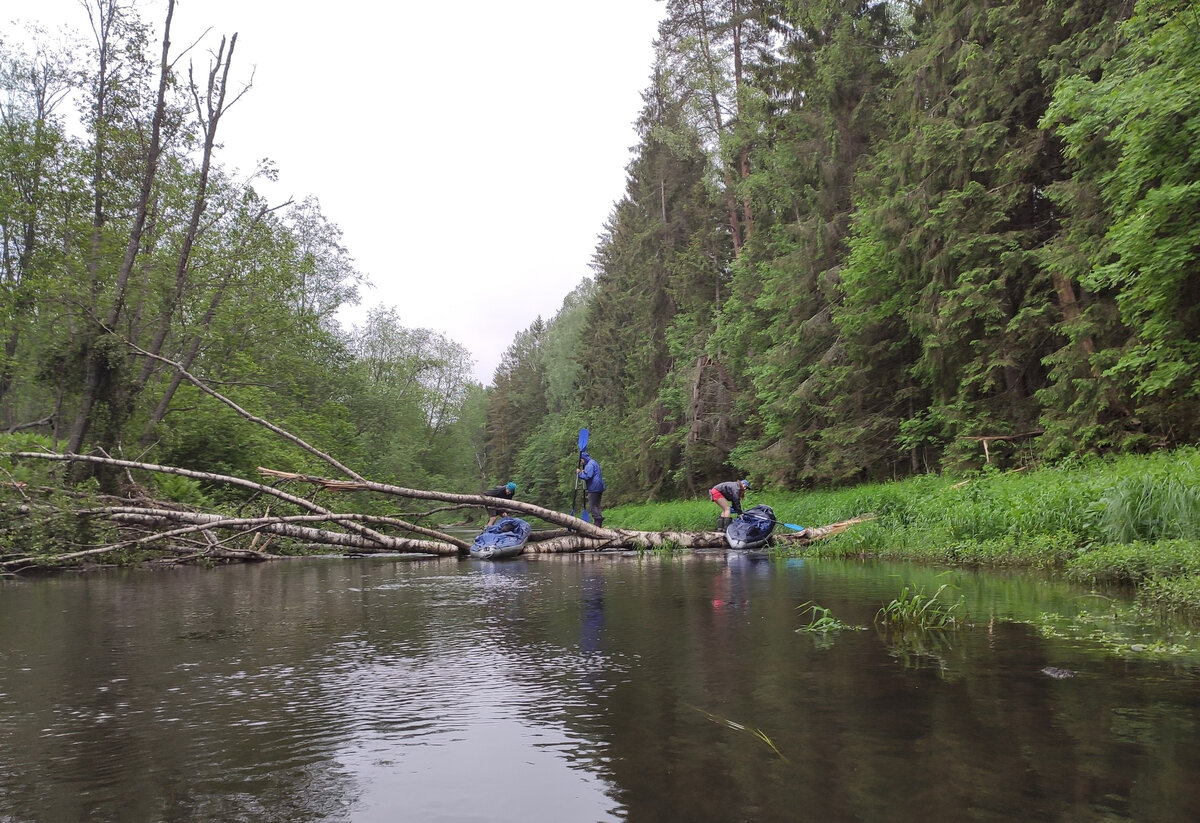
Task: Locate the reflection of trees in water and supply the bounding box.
[0,561,386,822]
[7,557,1200,822]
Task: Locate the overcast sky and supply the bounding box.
[11,0,666,383]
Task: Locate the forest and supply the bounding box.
[484,0,1199,503]
[2,0,1198,557]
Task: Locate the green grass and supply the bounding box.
[795,601,867,634]
[1066,539,1200,585]
[606,447,1200,618]
[876,584,965,630]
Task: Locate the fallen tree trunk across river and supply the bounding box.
[3,453,872,574]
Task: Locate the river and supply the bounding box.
[2,551,1199,822]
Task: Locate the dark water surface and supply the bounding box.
[3,552,1200,822]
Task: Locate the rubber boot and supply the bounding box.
[595,515,604,528]
[718,516,733,531]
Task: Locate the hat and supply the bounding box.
[506,482,516,492]
[741,478,751,489]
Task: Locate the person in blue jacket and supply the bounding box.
[576,451,606,527]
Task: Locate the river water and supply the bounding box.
[2,551,1199,823]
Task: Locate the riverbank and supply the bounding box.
[609,448,1200,620]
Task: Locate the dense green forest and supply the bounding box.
[2,0,1197,521]
[486,0,1199,505]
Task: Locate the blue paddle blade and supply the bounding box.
[578,428,590,450]
[582,510,591,523]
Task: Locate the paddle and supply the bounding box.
[570,428,590,523]
[742,512,807,532]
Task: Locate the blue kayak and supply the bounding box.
[470,517,532,559]
[725,505,777,550]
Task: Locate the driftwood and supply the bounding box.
[960,431,1044,463]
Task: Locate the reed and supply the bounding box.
[875,584,964,630]
[688,705,789,762]
[795,601,865,633]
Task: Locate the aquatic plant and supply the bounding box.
[875,584,964,630]
[688,705,788,762]
[1135,575,1200,623]
[1067,539,1200,586]
[1029,608,1200,659]
[795,601,866,634]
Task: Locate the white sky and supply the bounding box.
[7,0,666,384]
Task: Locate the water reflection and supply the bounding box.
[3,555,1200,822]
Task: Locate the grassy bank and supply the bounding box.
[610,448,1200,620]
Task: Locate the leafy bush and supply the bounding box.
[1135,576,1200,622]
[151,474,208,507]
[1066,539,1200,586]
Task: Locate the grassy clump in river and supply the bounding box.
[609,447,1200,620]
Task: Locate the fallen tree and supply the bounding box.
[2,451,873,574]
[1,352,871,575]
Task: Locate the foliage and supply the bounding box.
[481,0,1193,500]
[795,602,866,634]
[0,3,485,504]
[6,0,1199,550]
[150,473,208,507]
[876,584,965,631]
[1066,540,1200,587]
[1042,0,1200,444]
[1,436,115,559]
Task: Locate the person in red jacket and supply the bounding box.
[710,478,750,531]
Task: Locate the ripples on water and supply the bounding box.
[4,554,1200,822]
[0,559,630,823]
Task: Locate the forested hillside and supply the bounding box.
[487,0,1200,504]
[3,0,1197,519]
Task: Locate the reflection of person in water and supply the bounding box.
[581,570,605,655]
[710,554,765,611]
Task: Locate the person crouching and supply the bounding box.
[710,478,750,531]
[484,481,517,527]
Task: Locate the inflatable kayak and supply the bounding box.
[725,504,777,550]
[470,517,532,559]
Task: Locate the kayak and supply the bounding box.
[725,504,777,550]
[470,517,532,559]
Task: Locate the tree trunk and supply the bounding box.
[67,0,177,468]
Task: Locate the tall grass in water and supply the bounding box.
[795,602,865,633]
[875,584,964,630]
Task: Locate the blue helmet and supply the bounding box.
[506,482,516,493]
[741,478,751,489]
